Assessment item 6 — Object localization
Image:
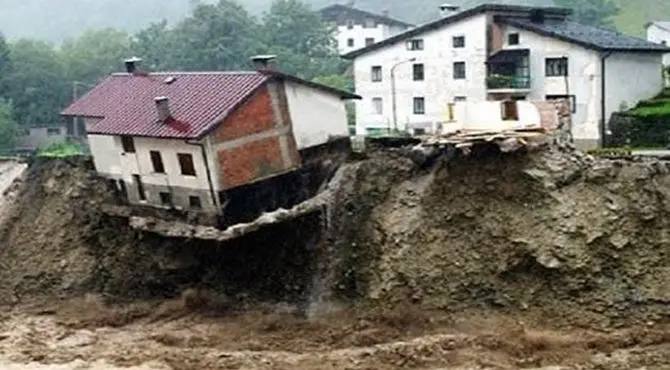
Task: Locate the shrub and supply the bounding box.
[37,141,86,158]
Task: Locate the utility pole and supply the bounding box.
[391,57,416,134]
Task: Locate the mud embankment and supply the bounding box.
[0,146,669,328]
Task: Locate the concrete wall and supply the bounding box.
[353,13,489,135]
[605,52,664,130]
[15,125,67,150]
[498,25,603,148]
[283,81,349,149]
[212,83,300,191]
[647,24,670,66]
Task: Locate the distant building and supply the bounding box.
[343,3,670,149]
[15,125,67,152]
[319,3,414,55]
[646,21,670,66]
[61,58,359,216]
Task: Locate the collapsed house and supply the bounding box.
[61,57,360,226]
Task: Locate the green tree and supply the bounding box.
[6,39,69,126]
[60,28,132,85]
[169,0,265,70]
[261,0,345,79]
[0,34,12,99]
[0,100,19,150]
[554,0,619,27]
[131,20,178,70]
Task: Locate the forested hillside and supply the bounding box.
[0,0,665,42]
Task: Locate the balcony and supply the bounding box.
[486,48,531,93]
[486,74,531,90]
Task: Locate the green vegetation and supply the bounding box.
[0,100,19,152]
[36,141,87,158]
[610,89,670,147]
[613,0,670,36]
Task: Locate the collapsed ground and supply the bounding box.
[0,143,668,369]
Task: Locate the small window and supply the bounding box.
[150,150,165,173]
[501,100,519,121]
[508,33,520,45]
[189,196,202,210]
[371,66,382,82]
[346,20,354,29]
[365,37,375,46]
[413,97,425,115]
[447,103,455,121]
[546,57,568,77]
[372,97,383,114]
[347,38,354,47]
[412,63,425,81]
[46,127,60,136]
[454,96,467,102]
[407,39,424,51]
[121,135,135,153]
[453,62,466,80]
[546,94,577,113]
[452,36,465,48]
[178,153,196,176]
[159,192,172,206]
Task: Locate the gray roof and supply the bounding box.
[501,17,670,52]
[647,21,670,32]
[342,4,572,59]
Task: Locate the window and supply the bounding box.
[159,192,172,206]
[412,63,425,81]
[347,38,354,47]
[132,174,145,201]
[121,135,135,153]
[365,37,375,46]
[546,94,577,113]
[372,97,383,114]
[452,36,465,48]
[447,103,455,121]
[346,20,354,29]
[150,150,165,173]
[407,39,424,50]
[46,127,60,136]
[454,96,467,102]
[413,97,425,115]
[189,196,202,210]
[501,100,519,121]
[546,57,568,77]
[508,33,520,45]
[371,66,382,82]
[178,153,196,176]
[453,62,466,79]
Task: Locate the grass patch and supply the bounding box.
[36,141,86,158]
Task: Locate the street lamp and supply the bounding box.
[391,57,417,133]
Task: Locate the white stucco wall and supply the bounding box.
[647,24,670,66]
[283,81,350,149]
[87,132,213,192]
[352,13,489,135]
[441,101,542,133]
[336,23,409,55]
[500,25,603,145]
[605,52,664,124]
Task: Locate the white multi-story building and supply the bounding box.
[646,21,670,66]
[319,3,414,55]
[344,4,670,149]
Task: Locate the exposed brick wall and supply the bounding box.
[213,86,275,143]
[218,137,291,189]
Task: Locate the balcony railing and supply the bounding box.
[486,74,531,90]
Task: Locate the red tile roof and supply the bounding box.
[61,71,359,140]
